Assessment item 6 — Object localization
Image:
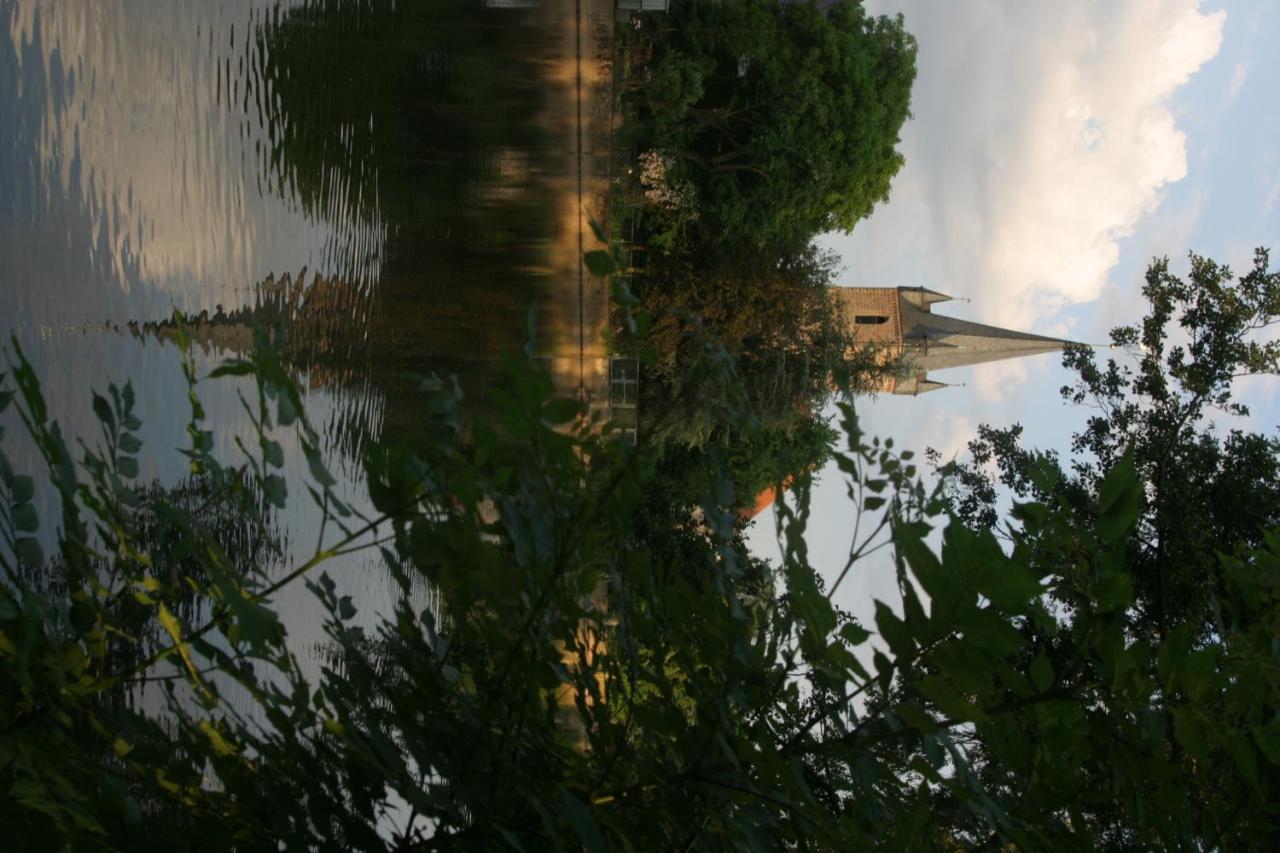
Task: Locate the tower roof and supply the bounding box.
[899,301,1072,375]
[833,285,1078,394]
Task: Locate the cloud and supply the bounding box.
[847,1,1226,330]
[1226,60,1250,102]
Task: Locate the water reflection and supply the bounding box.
[2,0,610,672]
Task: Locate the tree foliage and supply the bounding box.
[3,255,1279,848]
[633,0,916,248]
[937,249,1280,644]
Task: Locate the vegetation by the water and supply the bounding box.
[611,0,917,507]
[3,249,1280,849]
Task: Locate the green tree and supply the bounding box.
[634,0,916,247]
[2,259,1279,848]
[936,248,1280,644]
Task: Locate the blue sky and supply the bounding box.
[748,0,1280,623]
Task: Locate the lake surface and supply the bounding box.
[1,0,614,675]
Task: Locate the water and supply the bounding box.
[1,0,614,678]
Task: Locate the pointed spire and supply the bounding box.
[897,293,1073,375]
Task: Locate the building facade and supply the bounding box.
[831,285,1072,395]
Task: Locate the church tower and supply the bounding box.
[830,285,1072,394]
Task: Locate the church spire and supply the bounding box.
[833,285,1076,395]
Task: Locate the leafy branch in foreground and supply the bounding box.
[2,251,1279,849]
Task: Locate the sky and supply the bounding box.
[747,0,1280,626]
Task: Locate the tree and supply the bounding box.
[929,248,1280,844]
[3,256,1279,848]
[635,0,917,248]
[937,249,1280,644]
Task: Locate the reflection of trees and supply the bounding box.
[23,472,287,701]
[256,0,551,249]
[215,0,571,457]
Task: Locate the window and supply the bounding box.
[855,315,888,325]
[609,358,639,407]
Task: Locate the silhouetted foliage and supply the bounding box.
[4,256,1279,847]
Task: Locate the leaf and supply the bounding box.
[9,474,34,504]
[264,474,287,509]
[338,596,356,621]
[1251,724,1280,766]
[1030,652,1054,693]
[92,392,115,431]
[1220,729,1258,788]
[874,601,912,659]
[262,439,284,469]
[304,444,336,488]
[893,702,938,734]
[1096,453,1141,544]
[158,603,210,697]
[978,563,1042,609]
[839,623,871,646]
[583,250,617,278]
[118,433,142,454]
[209,360,257,378]
[199,720,237,756]
[1172,709,1209,763]
[916,675,986,722]
[116,455,139,479]
[12,501,38,533]
[556,788,605,853]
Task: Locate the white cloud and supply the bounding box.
[1226,59,1250,101]
[846,1,1226,330]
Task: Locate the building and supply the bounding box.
[742,285,1074,520]
[830,285,1072,395]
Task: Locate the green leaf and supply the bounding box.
[893,702,938,734]
[587,217,609,245]
[9,474,32,504]
[1095,572,1134,610]
[117,455,139,479]
[12,501,38,533]
[15,536,43,568]
[262,439,284,469]
[1030,652,1054,693]
[1251,724,1280,766]
[583,250,617,278]
[338,596,356,621]
[92,392,115,431]
[264,474,287,509]
[304,444,336,488]
[874,601,912,659]
[977,563,1043,609]
[839,623,871,646]
[118,433,142,454]
[1221,729,1259,788]
[1173,709,1209,763]
[917,675,986,722]
[209,360,257,378]
[1096,453,1140,543]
